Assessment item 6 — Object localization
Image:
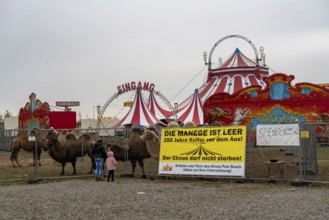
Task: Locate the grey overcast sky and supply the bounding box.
[1,0,329,118]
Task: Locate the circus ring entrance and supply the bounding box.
[96,81,176,137]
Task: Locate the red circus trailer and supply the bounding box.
[19,93,76,131]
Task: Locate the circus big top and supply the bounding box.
[99,34,329,129]
[112,39,269,127]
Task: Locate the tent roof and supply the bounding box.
[147,91,173,119]
[178,48,269,108]
[222,48,259,68]
[213,48,268,70]
[112,90,165,128]
[176,89,203,125]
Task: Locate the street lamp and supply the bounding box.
[93,104,102,119]
[260,46,266,66]
[203,51,207,65]
[96,104,101,117]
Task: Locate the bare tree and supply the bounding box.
[4,110,12,118]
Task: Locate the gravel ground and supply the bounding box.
[0,177,328,220]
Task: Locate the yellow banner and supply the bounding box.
[159,126,246,176]
[123,101,133,107]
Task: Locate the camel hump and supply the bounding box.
[16,130,28,137]
[146,126,159,135]
[183,121,195,127]
[143,129,157,138]
[66,133,77,140]
[81,133,91,140]
[60,130,68,135]
[131,125,143,134]
[30,128,39,135]
[167,121,179,127]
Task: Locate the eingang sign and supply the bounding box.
[117,81,155,94]
[158,126,246,177]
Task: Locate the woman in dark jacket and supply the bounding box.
[92,139,107,181]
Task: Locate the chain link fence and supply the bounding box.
[0,124,328,184]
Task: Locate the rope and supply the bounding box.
[113,91,136,119]
[170,65,207,102]
[266,65,277,73]
[49,105,64,111]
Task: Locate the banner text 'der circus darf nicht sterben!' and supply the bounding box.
[159,126,246,177]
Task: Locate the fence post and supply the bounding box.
[29,130,40,183]
[291,122,308,186]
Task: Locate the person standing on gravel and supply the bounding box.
[106,151,117,182]
[92,139,107,181]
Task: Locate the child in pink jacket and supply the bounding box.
[106,151,117,182]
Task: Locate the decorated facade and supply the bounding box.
[204,73,329,128]
[19,93,51,130]
[19,93,76,131]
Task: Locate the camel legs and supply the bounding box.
[32,148,42,166]
[137,160,146,178]
[130,160,146,178]
[10,148,22,167]
[71,160,77,175]
[131,160,137,177]
[89,157,95,174]
[60,160,76,176]
[60,163,66,175]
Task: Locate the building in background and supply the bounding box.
[4,117,18,130]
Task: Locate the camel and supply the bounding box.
[140,127,160,160]
[105,126,161,178]
[107,126,150,178]
[10,128,48,167]
[167,121,179,127]
[46,130,94,175]
[183,121,195,127]
[106,140,150,178]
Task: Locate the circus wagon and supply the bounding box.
[199,35,329,145]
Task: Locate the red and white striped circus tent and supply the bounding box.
[146,91,173,120]
[181,48,269,106]
[175,48,269,125]
[112,90,165,127]
[175,89,204,126]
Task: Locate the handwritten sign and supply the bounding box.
[256,124,300,146]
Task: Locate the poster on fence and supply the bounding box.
[158,126,246,177]
[256,124,300,146]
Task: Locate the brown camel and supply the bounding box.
[114,125,150,178]
[106,141,148,178]
[10,128,48,167]
[183,121,195,127]
[46,130,94,175]
[140,127,160,160]
[167,121,179,127]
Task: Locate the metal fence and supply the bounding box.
[0,124,328,184]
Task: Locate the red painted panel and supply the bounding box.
[48,111,76,130]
